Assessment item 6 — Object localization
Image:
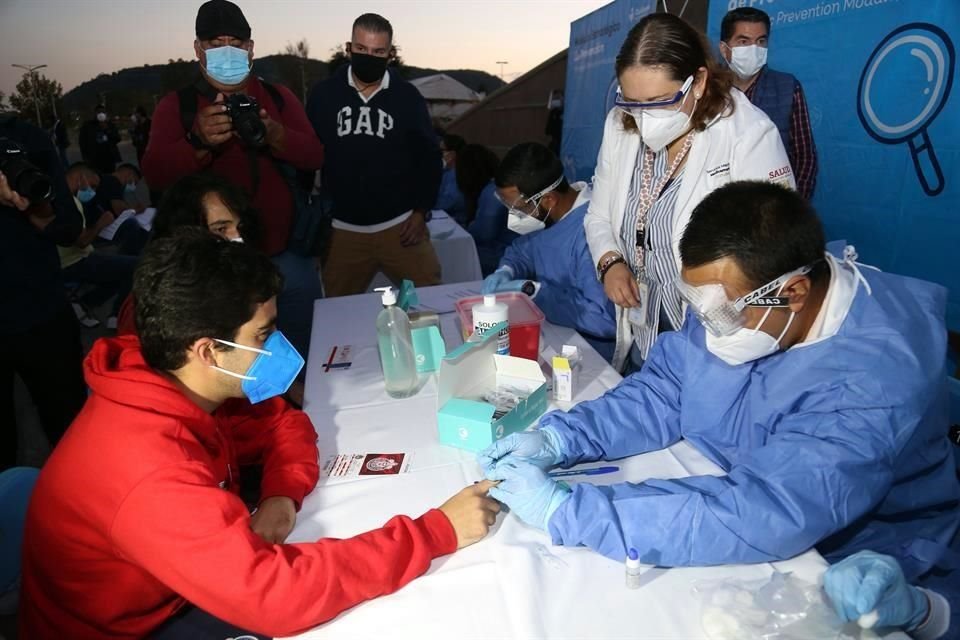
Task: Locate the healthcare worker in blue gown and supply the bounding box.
[482,143,616,362]
[479,181,960,581]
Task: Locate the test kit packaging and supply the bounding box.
[552,345,580,403]
[437,322,548,452]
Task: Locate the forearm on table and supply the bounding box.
[114,468,456,636]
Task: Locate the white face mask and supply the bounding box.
[728,44,768,80]
[640,91,694,153]
[507,210,547,235]
[705,302,795,366]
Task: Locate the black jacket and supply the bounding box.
[0,115,83,333]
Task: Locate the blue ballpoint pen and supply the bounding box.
[548,466,620,478]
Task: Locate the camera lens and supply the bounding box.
[16,168,53,204]
[226,95,266,148]
[0,157,52,205]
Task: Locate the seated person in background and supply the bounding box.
[483,142,616,362]
[825,550,955,640]
[435,133,467,226]
[105,162,147,215]
[20,229,501,639]
[97,162,151,255]
[152,171,259,242]
[116,172,261,335]
[101,162,148,214]
[479,181,960,580]
[65,162,149,256]
[61,163,139,329]
[460,144,517,275]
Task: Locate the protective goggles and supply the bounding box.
[615,76,693,118]
[494,174,563,220]
[674,264,814,337]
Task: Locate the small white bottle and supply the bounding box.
[625,548,642,589]
[375,286,418,398]
[472,294,510,355]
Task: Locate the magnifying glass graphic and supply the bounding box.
[858,23,955,196]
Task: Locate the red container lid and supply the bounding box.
[455,292,545,330]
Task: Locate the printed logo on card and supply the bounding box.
[458,427,470,440]
[323,344,353,372]
[365,456,400,472]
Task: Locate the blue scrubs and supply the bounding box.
[541,266,960,580]
[499,200,616,362]
[435,167,467,227]
[468,181,518,276]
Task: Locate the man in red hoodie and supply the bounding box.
[142,0,325,360]
[20,229,500,639]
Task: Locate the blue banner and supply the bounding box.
[562,0,657,182]
[708,1,960,330]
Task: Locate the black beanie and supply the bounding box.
[195,0,251,41]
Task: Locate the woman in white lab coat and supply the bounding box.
[585,13,795,372]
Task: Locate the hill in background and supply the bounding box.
[62,54,504,117]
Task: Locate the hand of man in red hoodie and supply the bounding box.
[251,496,297,544]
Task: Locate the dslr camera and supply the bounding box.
[0,139,52,205]
[224,94,266,148]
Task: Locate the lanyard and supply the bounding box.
[634,132,694,275]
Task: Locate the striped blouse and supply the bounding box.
[619,141,687,359]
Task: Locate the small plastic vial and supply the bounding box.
[626,548,642,589]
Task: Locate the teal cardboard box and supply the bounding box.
[437,322,548,452]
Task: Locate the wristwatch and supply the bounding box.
[597,253,626,283]
[520,281,537,297]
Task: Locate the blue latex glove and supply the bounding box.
[488,459,572,531]
[477,428,564,475]
[482,268,520,294]
[823,550,929,630]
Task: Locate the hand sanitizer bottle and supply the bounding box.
[375,286,418,398]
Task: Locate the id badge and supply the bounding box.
[627,278,650,329]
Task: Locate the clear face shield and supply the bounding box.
[494,174,564,222]
[675,264,814,337]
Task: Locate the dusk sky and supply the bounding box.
[0,0,611,98]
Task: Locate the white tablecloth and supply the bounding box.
[367,211,482,291]
[294,282,829,639]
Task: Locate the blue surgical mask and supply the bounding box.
[77,187,97,203]
[211,331,304,403]
[203,45,251,86]
[124,182,138,194]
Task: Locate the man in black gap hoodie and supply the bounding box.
[307,13,443,296]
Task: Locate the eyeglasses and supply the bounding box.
[493,174,563,219]
[615,75,694,117]
[674,263,814,337]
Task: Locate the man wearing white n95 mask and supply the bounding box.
[719,7,818,200]
[483,143,616,361]
[479,181,959,582]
